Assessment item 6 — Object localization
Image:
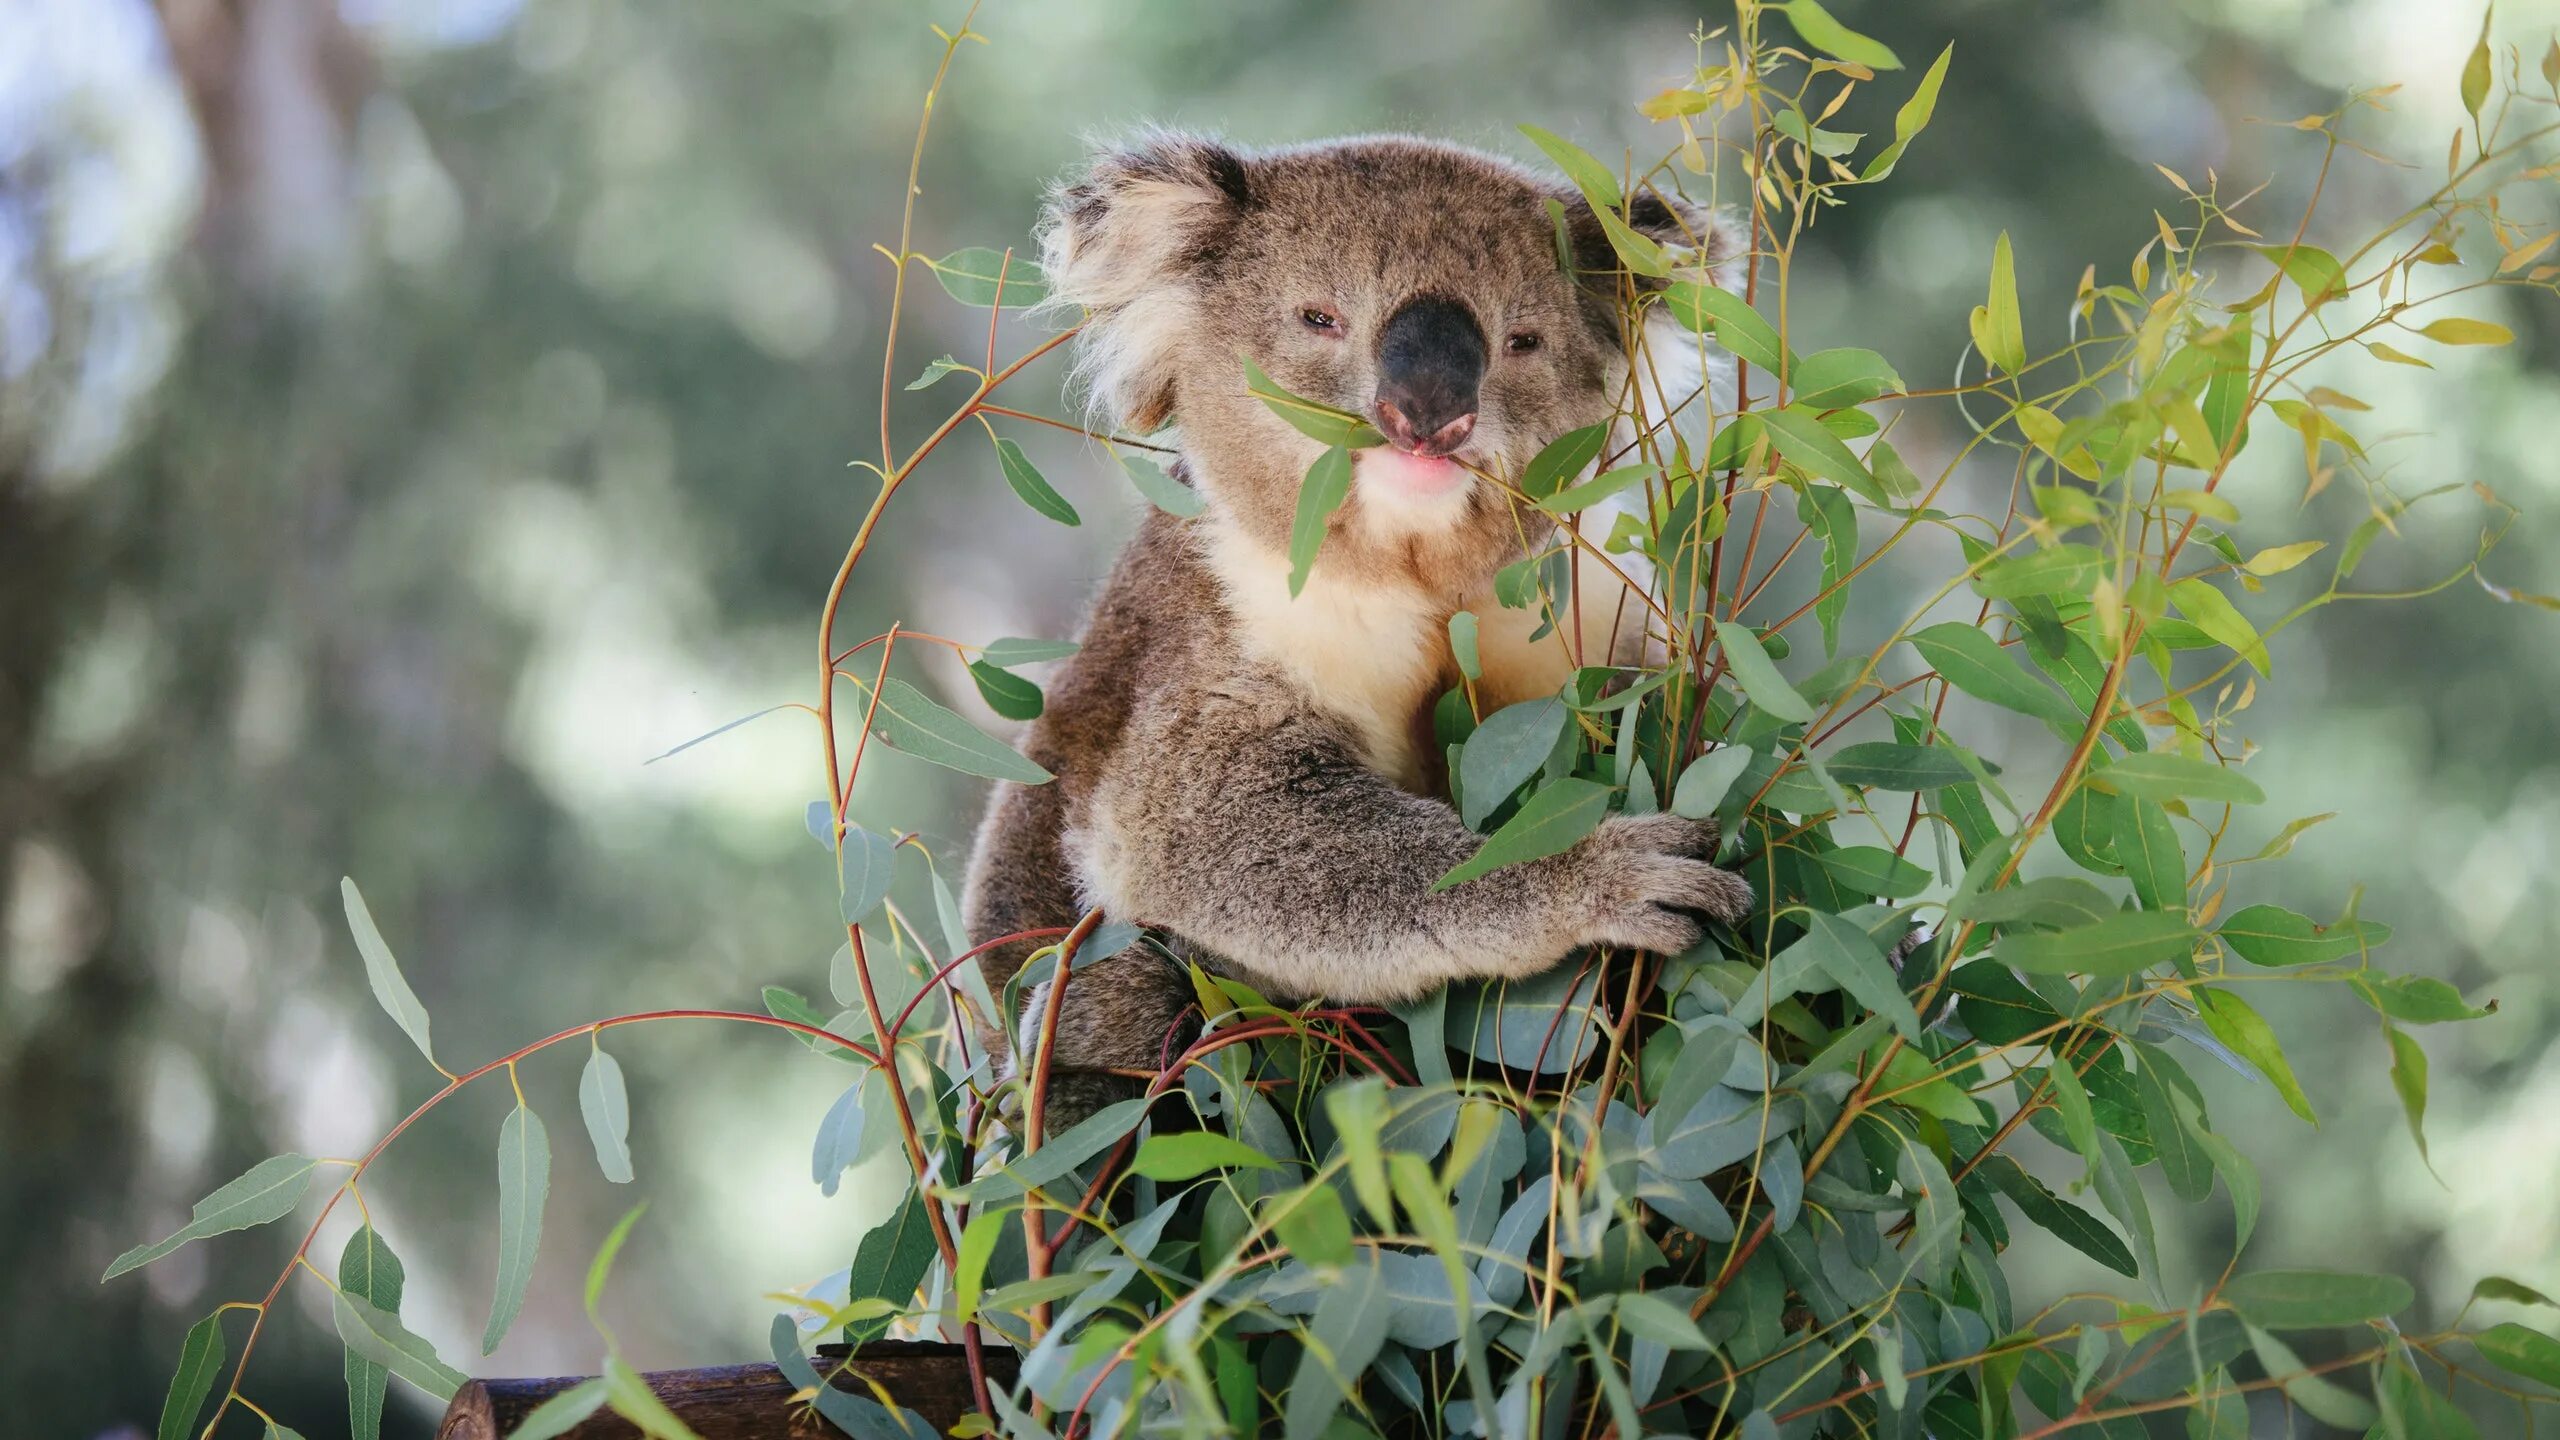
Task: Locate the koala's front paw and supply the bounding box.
[1570,813,1756,956]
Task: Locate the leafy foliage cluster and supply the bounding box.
[102,4,2560,1438]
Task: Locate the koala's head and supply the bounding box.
[1040,132,1746,596]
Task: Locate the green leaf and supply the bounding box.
[2169,577,2270,675]
[844,1187,940,1342]
[2475,1276,2560,1310]
[1823,741,1972,791]
[2249,1325,2378,1429]
[1118,451,1205,516]
[1950,961,2063,1045]
[340,877,438,1071]
[1447,611,1482,682]
[1981,1155,2137,1277]
[1798,911,1921,1041]
[1761,405,1882,503]
[810,1079,866,1197]
[157,1310,227,1440]
[1265,1183,1355,1267]
[1538,463,1655,515]
[105,1153,320,1281]
[1435,778,1611,890]
[1779,0,1902,68]
[1997,912,2198,977]
[2353,973,2495,1024]
[2133,1045,2214,1204]
[2419,316,2514,347]
[1594,206,1671,277]
[604,1355,706,1440]
[1971,232,2026,374]
[1458,697,1570,829]
[2112,796,2187,913]
[1714,621,1816,723]
[333,1291,466,1402]
[577,1048,635,1185]
[2388,1024,2432,1166]
[967,660,1044,721]
[1861,45,1953,182]
[2222,1269,2413,1329]
[1284,1257,1391,1440]
[868,678,1053,784]
[1520,423,1609,502]
[927,246,1045,308]
[762,985,864,1063]
[1910,623,2084,736]
[953,1208,1004,1323]
[2474,1322,2560,1389]
[1286,445,1356,598]
[1790,347,1905,409]
[979,636,1079,668]
[2219,904,2391,966]
[510,1379,610,1440]
[2461,10,2494,119]
[953,1096,1151,1203]
[1660,281,1789,374]
[2092,752,2266,807]
[1517,124,1622,210]
[339,1225,405,1440]
[2195,987,2316,1125]
[1670,746,1754,820]
[1132,1132,1283,1181]
[483,1102,551,1354]
[993,437,1080,526]
[904,355,971,391]
[2253,243,2345,306]
[836,822,897,926]
[1243,356,1385,449]
[2380,1359,2481,1440]
[584,1202,646,1316]
[1616,1291,1717,1350]
[1814,845,1931,899]
[2046,1056,2101,1171]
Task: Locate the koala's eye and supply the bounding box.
[1506,331,1543,354]
[1300,306,1342,334]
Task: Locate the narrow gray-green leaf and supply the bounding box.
[105,1153,320,1280]
[1660,282,1789,374]
[1435,778,1611,890]
[994,437,1080,526]
[333,1291,466,1402]
[578,1048,635,1184]
[2093,752,2265,806]
[1458,698,1570,829]
[482,1103,551,1354]
[1998,912,2198,977]
[868,678,1053,784]
[1795,911,1920,1041]
[158,1310,227,1440]
[1761,405,1883,504]
[1671,745,1754,819]
[1119,452,1207,517]
[928,246,1046,308]
[1714,621,1815,722]
[1517,124,1622,210]
[837,822,898,926]
[1908,622,2083,736]
[1519,424,1609,502]
[2221,1269,2413,1330]
[1823,741,1971,791]
[811,1079,867,1198]
[1287,445,1355,597]
[1790,347,1905,409]
[339,1224,407,1440]
[509,1378,610,1440]
[967,661,1043,721]
[1243,356,1385,449]
[979,636,1079,668]
[340,877,437,1070]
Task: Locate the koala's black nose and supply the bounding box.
[1375,294,1485,458]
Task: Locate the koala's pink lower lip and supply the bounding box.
[1361,448,1468,498]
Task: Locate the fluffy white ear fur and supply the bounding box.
[1035,131,1242,431]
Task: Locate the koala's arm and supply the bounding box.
[1077,689,1751,1003]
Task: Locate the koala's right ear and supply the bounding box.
[1040,132,1255,431]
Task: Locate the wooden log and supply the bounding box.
[435,1341,1015,1440]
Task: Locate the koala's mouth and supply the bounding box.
[1357,446,1473,503]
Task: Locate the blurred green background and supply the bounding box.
[5,1,2554,1435]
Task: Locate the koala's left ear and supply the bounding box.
[1554,189,1751,297]
[1041,131,1258,429]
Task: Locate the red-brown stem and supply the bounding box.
[201,1009,885,1433]
[1021,909,1106,1337]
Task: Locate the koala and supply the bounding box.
[962,133,1759,1128]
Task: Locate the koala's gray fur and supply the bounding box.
[963,133,1758,1128]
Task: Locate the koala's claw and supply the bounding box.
[1576,813,1756,956]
